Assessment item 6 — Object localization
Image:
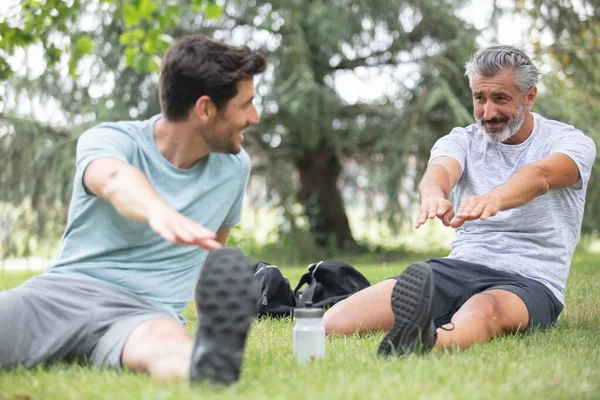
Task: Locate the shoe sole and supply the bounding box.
[190,248,259,384]
[377,262,434,357]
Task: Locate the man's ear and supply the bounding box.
[193,96,217,122]
[526,85,537,110]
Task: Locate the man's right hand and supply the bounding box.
[147,200,223,250]
[415,196,455,229]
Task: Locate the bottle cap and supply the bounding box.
[294,307,324,318]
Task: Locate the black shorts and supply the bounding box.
[393,258,564,330]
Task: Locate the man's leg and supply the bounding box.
[0,274,100,369]
[435,289,528,348]
[323,265,529,350]
[121,317,193,380]
[97,248,259,384]
[323,279,397,335]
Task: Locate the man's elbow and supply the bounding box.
[534,164,556,194]
[100,168,128,200]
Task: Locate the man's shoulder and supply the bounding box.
[533,112,586,137]
[80,117,153,141]
[447,123,481,139]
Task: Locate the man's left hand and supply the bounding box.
[450,195,501,228]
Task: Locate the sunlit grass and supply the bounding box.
[1,251,599,399]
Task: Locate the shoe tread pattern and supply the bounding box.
[191,248,259,384]
[377,263,431,357]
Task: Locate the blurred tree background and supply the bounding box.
[0,0,598,260]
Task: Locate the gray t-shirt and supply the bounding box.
[48,114,251,321]
[430,112,596,304]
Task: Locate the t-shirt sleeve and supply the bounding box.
[549,129,596,190]
[429,127,468,172]
[75,127,136,194]
[220,149,251,228]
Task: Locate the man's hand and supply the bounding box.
[415,196,455,228]
[147,200,223,250]
[450,195,501,228]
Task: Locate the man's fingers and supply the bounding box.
[152,222,177,243]
[457,197,479,218]
[480,204,498,220]
[469,202,486,218]
[168,220,198,243]
[189,223,217,240]
[415,204,431,228]
[195,238,223,251]
[436,201,452,217]
[450,216,466,228]
[428,201,439,219]
[441,209,455,226]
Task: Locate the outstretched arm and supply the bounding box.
[451,152,580,228]
[84,157,222,250]
[415,156,463,228]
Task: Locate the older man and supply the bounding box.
[323,45,596,355]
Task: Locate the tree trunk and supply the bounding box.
[295,148,359,250]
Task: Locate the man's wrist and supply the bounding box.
[146,198,170,221]
[484,192,503,210]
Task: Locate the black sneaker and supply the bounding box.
[377,262,437,357]
[190,248,259,384]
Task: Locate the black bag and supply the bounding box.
[253,261,296,317]
[294,260,371,309]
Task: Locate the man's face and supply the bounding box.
[204,78,260,154]
[471,70,529,143]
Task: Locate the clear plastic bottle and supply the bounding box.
[293,305,325,363]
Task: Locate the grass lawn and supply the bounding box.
[1,251,599,400]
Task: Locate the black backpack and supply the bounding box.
[253,261,296,317]
[252,260,371,317]
[294,260,371,308]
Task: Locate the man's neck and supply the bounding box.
[503,112,535,145]
[153,117,210,169]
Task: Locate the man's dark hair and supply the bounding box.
[159,35,267,120]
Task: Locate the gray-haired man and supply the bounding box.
[323,45,596,355]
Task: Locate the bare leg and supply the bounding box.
[435,289,529,349]
[323,282,529,349]
[121,317,193,380]
[323,279,396,335]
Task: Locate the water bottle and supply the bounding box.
[293,303,325,363]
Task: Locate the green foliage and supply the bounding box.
[1,0,481,251]
[236,0,479,243]
[0,0,222,78]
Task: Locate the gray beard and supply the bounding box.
[477,104,527,144]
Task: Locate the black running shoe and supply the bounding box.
[377,262,437,357]
[190,248,259,384]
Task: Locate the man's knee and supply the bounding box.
[459,292,503,335]
[121,317,192,370]
[461,290,528,334]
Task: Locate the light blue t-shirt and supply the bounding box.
[430,112,596,304]
[48,115,251,321]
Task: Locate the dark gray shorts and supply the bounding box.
[0,272,173,370]
[393,258,564,329]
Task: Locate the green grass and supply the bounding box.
[1,251,599,400]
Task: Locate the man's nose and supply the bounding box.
[483,101,498,121]
[248,104,260,125]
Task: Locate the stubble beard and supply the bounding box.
[204,124,244,155]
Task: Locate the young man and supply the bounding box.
[323,46,596,355]
[0,35,266,384]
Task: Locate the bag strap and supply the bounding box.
[293,271,317,307]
